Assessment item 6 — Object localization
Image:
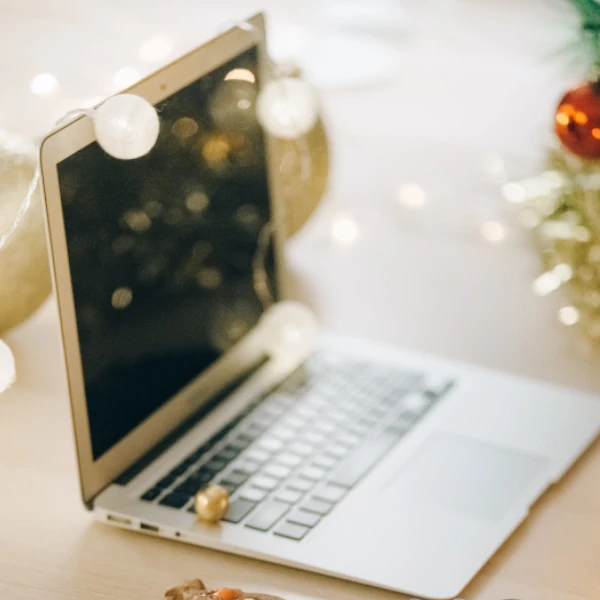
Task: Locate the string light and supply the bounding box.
[93,94,160,160]
[480,220,506,243]
[30,73,58,96]
[259,301,318,360]
[256,77,319,139]
[331,212,359,246]
[558,306,580,326]
[397,183,426,208]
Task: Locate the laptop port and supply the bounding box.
[106,514,132,526]
[140,522,160,533]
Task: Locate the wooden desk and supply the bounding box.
[1,302,598,600]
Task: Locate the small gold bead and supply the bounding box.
[195,485,229,523]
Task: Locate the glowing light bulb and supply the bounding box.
[94,94,160,160]
[331,212,359,246]
[30,73,58,96]
[256,78,319,139]
[0,340,16,394]
[481,220,506,243]
[225,68,256,83]
[558,306,579,326]
[259,301,318,359]
[397,183,426,208]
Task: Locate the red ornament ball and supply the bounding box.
[555,81,600,159]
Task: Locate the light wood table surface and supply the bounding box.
[1,1,600,599]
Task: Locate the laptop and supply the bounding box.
[39,13,600,600]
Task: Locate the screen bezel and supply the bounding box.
[39,13,286,506]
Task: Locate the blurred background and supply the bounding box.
[3,0,600,393]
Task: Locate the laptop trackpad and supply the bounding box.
[385,433,548,521]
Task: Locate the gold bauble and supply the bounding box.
[0,130,52,334]
[195,485,229,523]
[275,117,328,238]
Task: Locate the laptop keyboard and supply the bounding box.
[140,352,453,540]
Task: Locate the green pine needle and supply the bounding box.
[568,0,600,66]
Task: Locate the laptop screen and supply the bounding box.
[56,45,276,461]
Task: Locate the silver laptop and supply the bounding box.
[39,14,600,600]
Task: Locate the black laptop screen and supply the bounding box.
[56,46,276,460]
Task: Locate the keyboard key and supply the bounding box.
[313,421,336,435]
[141,488,161,501]
[281,415,306,430]
[245,501,289,531]
[156,475,177,489]
[263,464,291,480]
[250,475,279,491]
[222,498,256,524]
[217,481,240,496]
[323,443,349,459]
[347,423,370,437]
[275,488,303,504]
[300,498,333,515]
[231,434,255,450]
[270,426,296,441]
[248,416,273,430]
[367,407,386,420]
[188,443,211,462]
[174,480,204,496]
[313,483,346,503]
[299,466,327,481]
[288,442,313,456]
[263,403,287,417]
[287,477,314,492]
[274,522,310,541]
[359,416,377,428]
[336,432,362,447]
[276,452,303,468]
[296,404,318,418]
[301,430,326,445]
[328,429,398,489]
[192,467,216,483]
[257,437,284,453]
[159,492,190,509]
[312,454,338,470]
[221,470,249,487]
[245,449,271,464]
[287,509,321,528]
[170,463,190,477]
[245,423,268,438]
[215,446,241,462]
[204,458,227,473]
[239,487,268,503]
[234,460,261,475]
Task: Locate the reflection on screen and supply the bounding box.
[57,46,276,460]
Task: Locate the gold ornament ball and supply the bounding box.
[195,485,229,523]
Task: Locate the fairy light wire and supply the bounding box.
[0,108,96,252]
